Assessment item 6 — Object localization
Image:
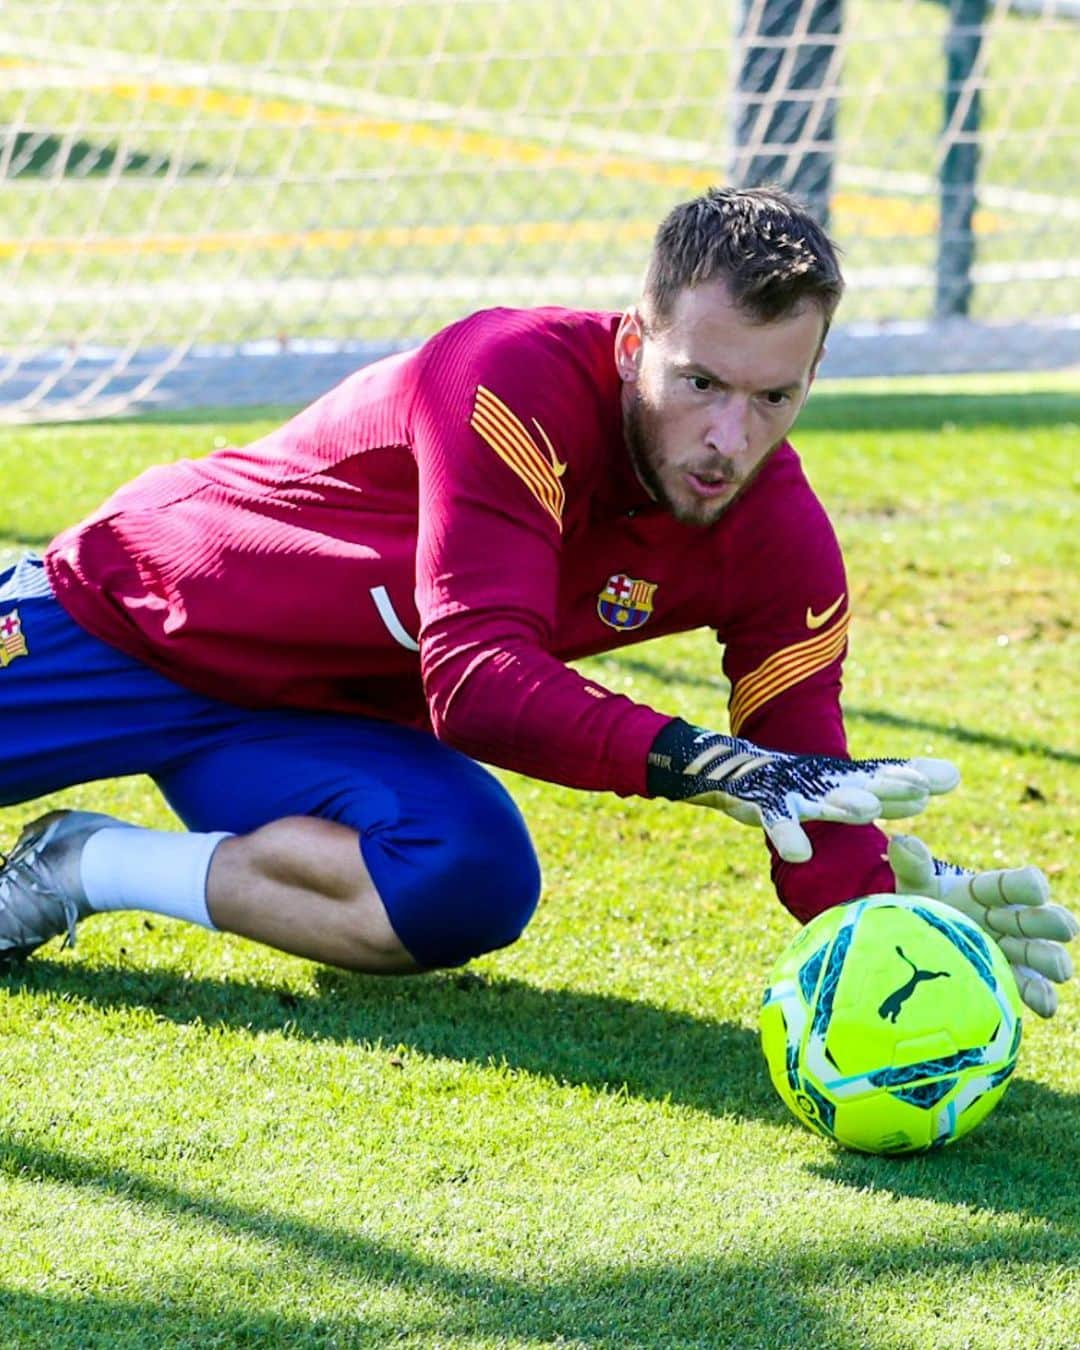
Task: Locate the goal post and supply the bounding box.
[732,0,843,229]
[1,0,1077,418]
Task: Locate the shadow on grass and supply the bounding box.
[587,652,1079,767]
[4,958,775,1125]
[808,1075,1080,1230]
[0,1135,831,1347]
[0,529,54,549]
[25,404,300,432]
[7,959,1079,1233]
[1,1126,1077,1349]
[844,704,1080,768]
[799,389,1080,434]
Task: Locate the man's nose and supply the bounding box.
[704,395,751,457]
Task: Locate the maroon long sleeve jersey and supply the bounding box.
[47,306,894,919]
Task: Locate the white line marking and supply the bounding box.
[4,258,1077,311]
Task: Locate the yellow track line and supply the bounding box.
[0,58,1003,259]
[0,218,656,260]
[0,192,1003,261]
[3,66,720,190]
[71,78,1000,231]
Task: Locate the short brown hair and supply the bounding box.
[641,186,844,334]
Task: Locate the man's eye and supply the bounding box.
[762,391,789,407]
[687,375,712,392]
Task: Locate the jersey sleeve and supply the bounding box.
[718,457,894,920]
[409,312,670,794]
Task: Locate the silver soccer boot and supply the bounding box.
[0,810,120,963]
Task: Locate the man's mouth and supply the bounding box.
[685,470,737,499]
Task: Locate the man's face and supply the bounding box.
[616,279,825,527]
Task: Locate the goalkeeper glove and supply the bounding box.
[888,833,1079,1018]
[646,720,959,864]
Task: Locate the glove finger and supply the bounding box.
[936,888,995,934]
[813,785,882,824]
[1036,903,1080,941]
[887,834,938,897]
[982,902,1080,943]
[686,789,760,825]
[876,795,930,820]
[863,759,959,796]
[967,865,1051,910]
[997,936,1073,983]
[760,808,813,864]
[908,757,961,795]
[863,764,933,800]
[1010,963,1058,1019]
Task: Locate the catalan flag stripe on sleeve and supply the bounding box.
[470,385,566,530]
[729,611,850,736]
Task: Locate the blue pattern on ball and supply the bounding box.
[797,944,828,1006]
[811,923,854,1039]
[868,1046,984,1089]
[890,1077,958,1109]
[800,1079,837,1135]
[913,903,996,990]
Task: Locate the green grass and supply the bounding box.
[0,373,1078,1347]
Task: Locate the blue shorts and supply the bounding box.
[0,556,541,967]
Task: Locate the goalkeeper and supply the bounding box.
[0,188,1074,1016]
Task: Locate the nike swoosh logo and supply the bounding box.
[806,593,846,629]
[532,417,567,476]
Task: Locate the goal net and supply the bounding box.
[1,0,1077,418]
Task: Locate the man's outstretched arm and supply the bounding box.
[410,316,959,855]
[644,718,957,863]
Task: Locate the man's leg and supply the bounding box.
[0,556,541,973]
[0,552,247,960]
[207,816,418,972]
[25,809,413,972]
[154,715,542,973]
[0,554,265,805]
[4,721,542,974]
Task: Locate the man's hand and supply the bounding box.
[646,720,959,864]
[888,833,1078,1018]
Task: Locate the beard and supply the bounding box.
[623,390,672,513]
[622,389,755,528]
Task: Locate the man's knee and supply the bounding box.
[364,783,542,970]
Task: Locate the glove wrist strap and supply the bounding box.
[646,719,759,801]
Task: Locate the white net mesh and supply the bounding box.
[1,0,1077,417]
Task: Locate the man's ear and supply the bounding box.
[614,308,645,383]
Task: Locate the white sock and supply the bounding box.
[79,827,232,931]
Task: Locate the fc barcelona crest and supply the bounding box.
[0,608,29,668]
[597,573,658,632]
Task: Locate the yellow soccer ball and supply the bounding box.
[760,894,1023,1154]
